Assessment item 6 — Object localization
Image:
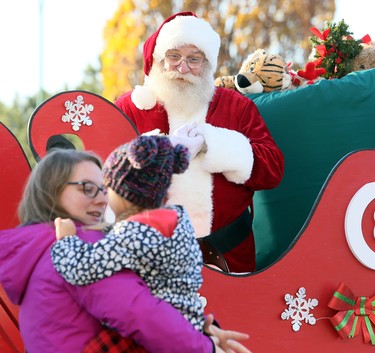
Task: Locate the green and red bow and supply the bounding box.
[328,282,375,345]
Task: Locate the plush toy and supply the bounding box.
[215,49,292,94]
[351,43,375,72]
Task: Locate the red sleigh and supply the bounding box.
[200,149,375,352]
[1,69,375,352]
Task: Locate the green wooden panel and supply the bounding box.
[248,68,375,270]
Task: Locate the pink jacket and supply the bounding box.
[0,223,213,353]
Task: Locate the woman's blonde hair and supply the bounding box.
[18,149,102,225]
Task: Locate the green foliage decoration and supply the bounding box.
[309,19,363,79]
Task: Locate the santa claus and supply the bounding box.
[115,12,284,273]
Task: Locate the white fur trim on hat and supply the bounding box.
[153,15,221,72]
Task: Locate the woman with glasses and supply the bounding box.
[0,148,251,353]
[52,136,206,334]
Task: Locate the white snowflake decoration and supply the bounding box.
[281,287,318,332]
[62,95,94,131]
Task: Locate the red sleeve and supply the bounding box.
[209,88,284,190]
[115,93,170,134]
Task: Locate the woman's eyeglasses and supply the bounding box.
[66,181,108,198]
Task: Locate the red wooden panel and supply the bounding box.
[0,286,23,352]
[28,90,138,162]
[200,150,375,352]
[0,122,31,230]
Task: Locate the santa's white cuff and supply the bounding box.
[198,124,253,184]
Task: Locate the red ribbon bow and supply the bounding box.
[310,27,331,41]
[361,34,372,44]
[315,45,335,58]
[328,282,375,345]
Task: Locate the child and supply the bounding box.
[51,135,205,331]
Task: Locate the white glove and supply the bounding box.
[169,122,205,159]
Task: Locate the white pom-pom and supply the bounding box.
[131,85,157,110]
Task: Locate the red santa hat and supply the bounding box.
[131,12,221,110]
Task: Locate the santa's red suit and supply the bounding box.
[116,86,283,272]
[115,12,284,272]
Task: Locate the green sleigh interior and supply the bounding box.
[249,68,375,270]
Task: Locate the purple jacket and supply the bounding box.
[0,223,213,353]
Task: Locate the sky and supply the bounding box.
[0,0,374,106]
[0,0,119,105]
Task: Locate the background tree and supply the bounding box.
[76,63,103,94]
[101,0,335,102]
[0,96,40,166]
[0,61,102,167]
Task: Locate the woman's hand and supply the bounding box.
[55,217,76,240]
[204,314,252,353]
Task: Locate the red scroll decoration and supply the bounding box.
[328,282,375,345]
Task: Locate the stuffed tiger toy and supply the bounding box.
[214,49,292,94]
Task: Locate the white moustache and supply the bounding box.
[163,70,201,84]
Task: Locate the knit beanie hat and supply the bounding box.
[103,135,190,209]
[131,12,221,110]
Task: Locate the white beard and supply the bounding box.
[146,62,216,236]
[147,62,216,132]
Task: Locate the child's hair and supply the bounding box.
[18,149,102,225]
[103,135,189,209]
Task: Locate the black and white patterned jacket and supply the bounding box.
[51,205,205,331]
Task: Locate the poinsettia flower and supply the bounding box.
[315,44,327,57]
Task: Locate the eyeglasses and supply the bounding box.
[66,181,108,198]
[164,53,205,69]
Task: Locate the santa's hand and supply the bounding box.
[171,122,198,138]
[169,122,205,159]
